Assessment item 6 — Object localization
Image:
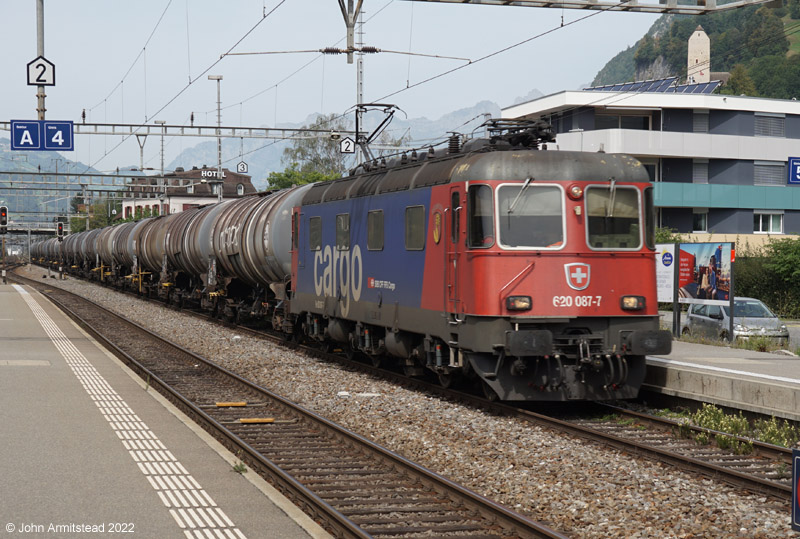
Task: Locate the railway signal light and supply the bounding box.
[0,206,7,235]
[57,222,64,241]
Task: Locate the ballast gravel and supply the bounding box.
[21,266,792,538]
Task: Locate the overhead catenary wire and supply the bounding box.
[86,0,175,116]
[81,0,288,173]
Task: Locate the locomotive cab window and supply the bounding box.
[336,214,350,251]
[468,185,494,248]
[367,210,384,251]
[585,186,642,250]
[309,216,322,251]
[405,205,425,251]
[497,184,564,249]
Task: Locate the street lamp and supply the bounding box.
[208,75,223,203]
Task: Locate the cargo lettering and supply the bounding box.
[313,244,362,317]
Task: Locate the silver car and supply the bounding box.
[682,298,789,346]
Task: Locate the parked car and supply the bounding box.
[681,297,789,346]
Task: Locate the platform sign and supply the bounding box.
[10,120,73,151]
[27,56,55,86]
[793,448,800,531]
[789,157,800,185]
[11,120,41,150]
[43,121,74,150]
[339,137,355,154]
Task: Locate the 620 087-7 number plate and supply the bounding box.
[552,295,602,307]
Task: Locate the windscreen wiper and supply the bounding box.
[507,177,532,214]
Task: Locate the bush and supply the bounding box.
[734,238,800,318]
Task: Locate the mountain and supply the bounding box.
[591,5,799,98]
[0,139,104,219]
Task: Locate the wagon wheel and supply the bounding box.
[437,372,460,389]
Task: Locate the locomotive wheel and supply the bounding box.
[371,354,383,368]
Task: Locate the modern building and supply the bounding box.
[121,165,257,219]
[502,85,800,245]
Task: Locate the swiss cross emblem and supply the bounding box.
[564,263,590,291]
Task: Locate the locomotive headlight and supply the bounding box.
[506,296,532,311]
[620,296,646,310]
[567,184,583,200]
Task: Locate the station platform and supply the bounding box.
[0,281,329,539]
[645,340,800,421]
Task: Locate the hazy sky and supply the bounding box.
[0,1,658,170]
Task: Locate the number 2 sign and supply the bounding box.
[27,56,55,86]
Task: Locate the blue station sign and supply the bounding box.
[789,157,800,185]
[11,119,74,151]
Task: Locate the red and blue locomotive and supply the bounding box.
[34,120,671,402]
[290,121,671,401]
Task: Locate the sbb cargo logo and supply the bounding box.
[313,244,363,317]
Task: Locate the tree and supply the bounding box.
[266,162,339,189]
[655,227,683,244]
[69,197,120,232]
[282,113,350,176]
[722,64,758,96]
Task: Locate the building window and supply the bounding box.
[755,113,785,138]
[693,210,708,232]
[754,211,783,234]
[186,184,194,194]
[367,210,384,251]
[595,114,649,130]
[236,183,244,196]
[336,214,350,251]
[754,161,785,186]
[692,160,709,184]
[693,111,709,133]
[405,206,426,250]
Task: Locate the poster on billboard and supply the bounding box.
[676,242,733,306]
[655,244,676,304]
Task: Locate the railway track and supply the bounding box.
[13,273,564,539]
[19,268,795,506]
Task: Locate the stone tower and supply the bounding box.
[687,25,710,84]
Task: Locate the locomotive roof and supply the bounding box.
[300,146,650,206]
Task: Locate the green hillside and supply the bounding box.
[593,3,800,99]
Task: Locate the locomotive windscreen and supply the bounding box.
[585,186,641,249]
[496,184,563,249]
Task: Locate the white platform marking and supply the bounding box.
[13,285,246,538]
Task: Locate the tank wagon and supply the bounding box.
[33,121,671,401]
